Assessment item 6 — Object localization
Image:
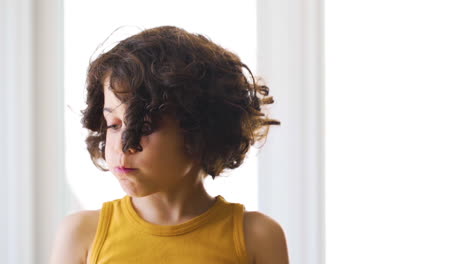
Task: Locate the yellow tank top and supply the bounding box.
[88,195,249,264]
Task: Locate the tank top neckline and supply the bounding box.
[122,194,227,236]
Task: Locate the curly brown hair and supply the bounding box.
[81,26,280,179]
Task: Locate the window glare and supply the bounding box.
[64,0,257,211]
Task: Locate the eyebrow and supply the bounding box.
[103,102,125,114]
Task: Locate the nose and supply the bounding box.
[126,147,137,154]
[114,134,138,157]
[117,130,140,154]
[118,145,138,167]
[120,141,139,154]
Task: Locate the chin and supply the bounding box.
[122,188,154,198]
[119,182,142,197]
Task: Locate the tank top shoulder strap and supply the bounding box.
[232,203,249,264]
[88,200,114,264]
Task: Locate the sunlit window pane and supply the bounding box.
[64,0,258,211]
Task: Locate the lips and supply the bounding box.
[115,166,137,173]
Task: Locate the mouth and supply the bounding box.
[115,166,137,173]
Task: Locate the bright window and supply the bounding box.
[64,0,258,211]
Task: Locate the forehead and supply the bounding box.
[103,75,126,116]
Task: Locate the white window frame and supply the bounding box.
[1,0,67,263]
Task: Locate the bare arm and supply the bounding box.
[244,211,289,264]
[49,210,99,264]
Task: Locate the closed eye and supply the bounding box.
[106,124,120,130]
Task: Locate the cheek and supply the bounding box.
[104,141,110,161]
[104,133,119,161]
[149,137,191,169]
[139,135,176,167]
[104,139,111,162]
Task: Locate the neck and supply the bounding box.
[130,174,216,225]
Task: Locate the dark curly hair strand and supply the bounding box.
[81,26,280,179]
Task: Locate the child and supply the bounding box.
[50,26,289,264]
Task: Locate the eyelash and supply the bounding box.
[106,124,120,130]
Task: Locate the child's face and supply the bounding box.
[102,76,199,197]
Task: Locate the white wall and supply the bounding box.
[326,1,468,263]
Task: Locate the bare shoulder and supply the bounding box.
[49,209,100,264]
[243,211,289,264]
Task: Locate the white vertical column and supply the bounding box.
[1,0,67,263]
[256,0,324,263]
[1,0,34,263]
[33,0,68,263]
